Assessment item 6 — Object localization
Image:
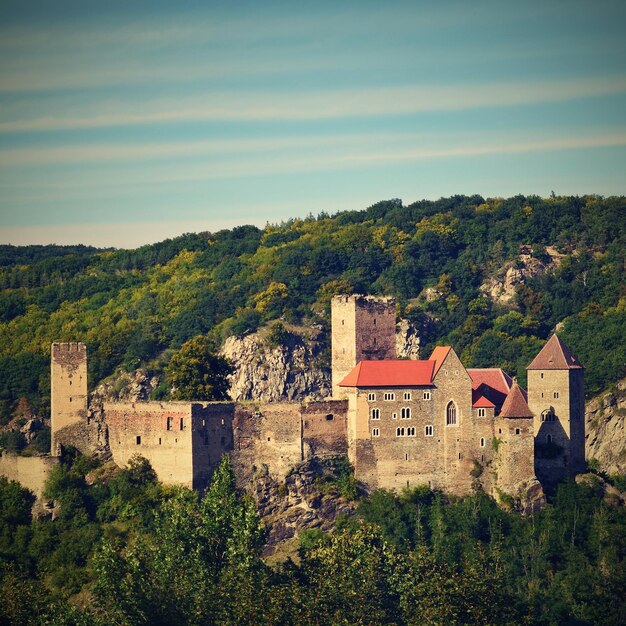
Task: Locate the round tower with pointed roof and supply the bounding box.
[527,334,585,485]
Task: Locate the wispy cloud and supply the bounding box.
[2,76,625,133]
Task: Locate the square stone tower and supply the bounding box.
[331,295,396,399]
[526,335,585,485]
[51,342,88,455]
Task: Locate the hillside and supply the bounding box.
[0,194,624,422]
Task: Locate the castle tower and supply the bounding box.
[331,295,396,399]
[526,335,585,485]
[51,342,88,455]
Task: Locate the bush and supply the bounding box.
[0,431,26,453]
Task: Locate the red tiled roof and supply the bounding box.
[527,334,583,370]
[472,393,496,408]
[467,368,513,395]
[338,360,435,387]
[499,382,533,418]
[430,346,451,377]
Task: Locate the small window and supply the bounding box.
[384,392,395,401]
[372,428,380,437]
[425,425,433,436]
[408,426,416,436]
[396,427,405,437]
[202,419,206,427]
[403,392,412,401]
[405,453,409,461]
[136,436,141,445]
[547,434,553,443]
[401,407,411,420]
[444,370,448,376]
[541,392,544,398]
[455,370,459,376]
[480,437,485,447]
[159,438,162,445]
[554,391,559,399]
[423,391,431,400]
[342,319,345,325]
[373,318,377,326]
[180,418,184,431]
[477,408,486,417]
[515,428,520,435]
[392,412,397,419]
[368,392,376,401]
[167,416,172,431]
[371,408,381,420]
[325,414,334,421]
[541,372,544,379]
[458,452,462,459]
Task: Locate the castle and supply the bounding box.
[48,295,585,504]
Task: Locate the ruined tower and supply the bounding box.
[51,342,88,455]
[526,335,585,485]
[331,295,396,399]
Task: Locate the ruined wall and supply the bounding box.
[51,342,88,454]
[0,452,59,498]
[494,416,535,496]
[301,400,348,458]
[331,295,396,398]
[105,401,196,488]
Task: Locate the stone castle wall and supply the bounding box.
[0,452,59,499]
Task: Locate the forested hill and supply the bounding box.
[0,194,624,419]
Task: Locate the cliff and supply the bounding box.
[586,378,626,474]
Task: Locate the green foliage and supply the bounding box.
[166,335,233,400]
[0,430,26,453]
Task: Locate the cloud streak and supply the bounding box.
[2,76,625,133]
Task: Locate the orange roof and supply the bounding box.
[527,334,583,370]
[430,346,451,376]
[472,394,496,409]
[468,368,512,413]
[339,360,435,387]
[499,382,533,418]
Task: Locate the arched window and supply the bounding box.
[401,407,411,419]
[446,402,457,426]
[371,408,380,420]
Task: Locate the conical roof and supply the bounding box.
[527,334,583,370]
[499,382,533,418]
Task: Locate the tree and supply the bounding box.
[166,335,233,400]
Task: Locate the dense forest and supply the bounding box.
[1,452,625,625]
[0,194,624,423]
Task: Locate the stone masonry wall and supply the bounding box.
[0,452,59,499]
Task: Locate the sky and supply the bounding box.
[1,0,625,249]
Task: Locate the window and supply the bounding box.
[446,401,457,426]
[423,391,431,400]
[136,436,141,445]
[159,438,162,445]
[405,453,409,461]
[541,409,555,422]
[547,434,553,443]
[368,392,376,401]
[401,407,411,420]
[480,437,485,447]
[477,408,486,417]
[515,428,520,435]
[403,392,412,401]
[396,427,405,437]
[325,414,334,421]
[371,408,381,420]
[180,418,184,431]
[407,427,416,436]
[554,391,559,399]
[167,416,172,431]
[384,392,395,401]
[425,425,433,436]
[541,372,544,379]
[373,318,377,326]
[341,319,345,325]
[392,412,398,419]
[372,428,380,437]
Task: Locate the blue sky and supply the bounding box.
[1,0,625,248]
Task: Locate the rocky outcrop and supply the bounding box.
[396,318,420,359]
[586,379,626,475]
[481,247,562,306]
[244,459,357,560]
[91,368,160,404]
[221,326,330,402]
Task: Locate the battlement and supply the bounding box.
[331,294,395,307]
[52,342,86,355]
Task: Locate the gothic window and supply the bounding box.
[446,401,457,426]
[408,427,416,436]
[384,392,395,401]
[372,428,380,437]
[371,408,381,420]
[477,408,486,417]
[541,409,555,422]
[396,427,405,437]
[368,392,376,401]
[403,392,412,401]
[425,425,433,436]
[423,391,431,400]
[401,407,411,419]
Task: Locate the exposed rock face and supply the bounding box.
[481,248,561,306]
[396,318,420,359]
[221,327,330,402]
[586,379,626,474]
[244,459,357,559]
[91,368,160,404]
